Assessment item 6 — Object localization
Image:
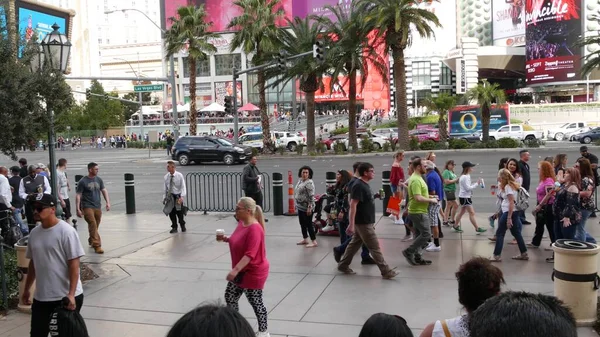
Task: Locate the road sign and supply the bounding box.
[134,84,164,92]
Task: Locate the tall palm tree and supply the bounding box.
[165,5,218,136]
[264,17,329,152]
[228,0,285,151]
[577,34,600,77]
[359,0,441,150]
[316,3,389,152]
[466,80,506,142]
[421,93,456,142]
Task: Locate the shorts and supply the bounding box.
[459,197,473,206]
[62,198,72,219]
[391,185,397,194]
[445,190,456,201]
[428,202,441,227]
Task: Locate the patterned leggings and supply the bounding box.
[224,281,268,332]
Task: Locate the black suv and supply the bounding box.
[172,136,253,166]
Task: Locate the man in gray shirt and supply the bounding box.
[76,162,110,254]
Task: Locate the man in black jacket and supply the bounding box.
[518,150,531,224]
[9,166,27,234]
[242,156,263,208]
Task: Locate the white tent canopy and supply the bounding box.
[200,102,225,112]
[168,104,187,113]
[132,106,161,116]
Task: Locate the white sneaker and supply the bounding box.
[388,214,395,219]
[394,218,405,225]
[426,244,442,252]
[321,224,335,232]
[256,332,271,337]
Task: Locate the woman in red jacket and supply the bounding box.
[221,197,270,337]
[390,151,405,225]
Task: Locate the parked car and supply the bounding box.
[372,127,398,139]
[409,128,440,142]
[484,124,543,141]
[340,133,388,151]
[240,131,305,151]
[572,127,600,144]
[321,134,348,150]
[238,132,264,150]
[547,122,588,141]
[172,136,253,166]
[567,127,593,141]
[449,132,481,143]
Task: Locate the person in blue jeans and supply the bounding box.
[490,169,529,262]
[553,167,582,242]
[9,166,28,234]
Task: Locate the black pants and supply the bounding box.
[532,204,555,246]
[245,191,263,209]
[298,210,316,241]
[31,294,84,337]
[169,194,186,229]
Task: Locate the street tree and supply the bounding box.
[359,0,441,150]
[165,5,217,136]
[421,93,457,142]
[577,33,600,77]
[264,17,329,152]
[85,81,124,131]
[466,80,506,142]
[228,0,285,152]
[122,92,154,121]
[316,3,388,152]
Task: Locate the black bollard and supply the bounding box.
[272,173,283,216]
[382,171,391,216]
[124,173,136,214]
[326,172,336,189]
[74,175,83,190]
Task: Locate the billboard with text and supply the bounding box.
[15,1,69,43]
[214,81,242,106]
[525,0,582,85]
[492,0,525,46]
[449,105,510,134]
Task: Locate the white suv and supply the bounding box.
[272,131,305,151]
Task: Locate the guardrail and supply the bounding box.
[186,172,272,214]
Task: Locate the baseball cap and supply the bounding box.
[462,161,477,169]
[37,163,47,169]
[10,166,20,174]
[580,146,589,153]
[29,193,56,208]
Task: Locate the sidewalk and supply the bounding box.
[1,211,599,337]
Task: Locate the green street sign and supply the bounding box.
[134,84,164,92]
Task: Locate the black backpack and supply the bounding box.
[49,298,89,337]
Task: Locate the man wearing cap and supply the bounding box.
[21,194,85,337]
[9,166,27,234]
[19,164,51,230]
[18,158,28,178]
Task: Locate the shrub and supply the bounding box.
[524,138,545,148]
[296,144,305,155]
[1,249,18,310]
[331,126,349,135]
[497,137,521,148]
[333,141,346,154]
[435,141,449,150]
[382,141,391,152]
[277,145,286,155]
[420,140,436,150]
[151,141,167,149]
[315,142,326,154]
[308,151,318,156]
[360,136,375,153]
[251,147,259,157]
[449,138,471,149]
[127,141,146,148]
[409,136,420,151]
[388,136,397,151]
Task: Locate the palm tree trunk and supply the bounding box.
[305,90,316,152]
[482,106,490,142]
[393,47,409,150]
[438,112,448,141]
[257,69,271,153]
[189,58,197,136]
[348,70,358,153]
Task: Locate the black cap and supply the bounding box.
[462,161,477,169]
[29,193,56,208]
[580,146,589,152]
[10,166,20,174]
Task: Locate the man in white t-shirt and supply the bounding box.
[56,158,72,224]
[22,193,85,337]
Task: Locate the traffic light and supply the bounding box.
[276,52,286,71]
[224,96,233,115]
[313,41,325,63]
[85,89,91,100]
[104,93,109,101]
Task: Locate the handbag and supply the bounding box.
[386,196,402,216]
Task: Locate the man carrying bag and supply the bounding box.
[163,161,187,233]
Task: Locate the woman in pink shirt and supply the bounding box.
[221,197,270,337]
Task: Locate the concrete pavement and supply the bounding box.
[1,211,599,337]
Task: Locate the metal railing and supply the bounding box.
[186,172,272,214]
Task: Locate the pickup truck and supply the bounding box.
[483,124,544,141]
[239,131,306,151]
[547,122,588,141]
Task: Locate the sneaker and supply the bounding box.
[256,332,271,337]
[94,246,104,254]
[169,228,177,234]
[490,255,502,262]
[402,249,417,266]
[333,248,342,263]
[476,227,487,234]
[181,226,187,233]
[488,237,497,242]
[426,244,441,252]
[488,216,495,229]
[382,269,399,279]
[452,226,463,233]
[425,242,435,250]
[321,224,335,232]
[337,266,356,274]
[361,257,376,265]
[414,254,433,265]
[449,220,456,226]
[442,221,450,227]
[394,218,405,225]
[526,243,539,249]
[522,220,532,225]
[546,256,554,263]
[401,234,414,242]
[512,253,529,261]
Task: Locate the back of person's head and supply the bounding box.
[358,313,413,337]
[469,291,577,337]
[456,257,505,313]
[167,303,255,337]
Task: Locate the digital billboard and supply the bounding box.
[15,1,69,43]
[492,0,525,46]
[449,105,510,134]
[525,0,582,85]
[214,81,243,106]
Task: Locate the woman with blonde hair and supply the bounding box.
[490,169,528,262]
[220,197,271,337]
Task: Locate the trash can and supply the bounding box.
[15,237,34,313]
[552,239,600,326]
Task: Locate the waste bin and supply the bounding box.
[15,237,34,313]
[552,239,600,326]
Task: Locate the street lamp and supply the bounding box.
[114,57,144,138]
[104,8,179,138]
[29,23,72,200]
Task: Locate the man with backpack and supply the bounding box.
[518,150,531,224]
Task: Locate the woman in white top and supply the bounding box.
[420,257,505,337]
[453,162,486,233]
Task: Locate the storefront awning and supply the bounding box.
[443,46,525,73]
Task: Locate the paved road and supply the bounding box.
[1,144,595,216]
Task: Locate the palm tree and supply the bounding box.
[316,3,389,152]
[466,80,506,142]
[228,0,285,151]
[421,93,457,142]
[165,5,218,136]
[577,34,600,77]
[263,17,329,152]
[359,0,441,150]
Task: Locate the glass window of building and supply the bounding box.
[439,89,453,95]
[215,54,241,76]
[440,63,453,86]
[182,57,211,78]
[412,61,431,87]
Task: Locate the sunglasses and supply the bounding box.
[34,206,50,213]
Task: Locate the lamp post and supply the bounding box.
[30,23,72,200]
[114,57,144,138]
[105,8,179,138]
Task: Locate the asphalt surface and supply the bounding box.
[1,141,594,215]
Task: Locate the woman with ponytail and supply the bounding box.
[220,197,271,337]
